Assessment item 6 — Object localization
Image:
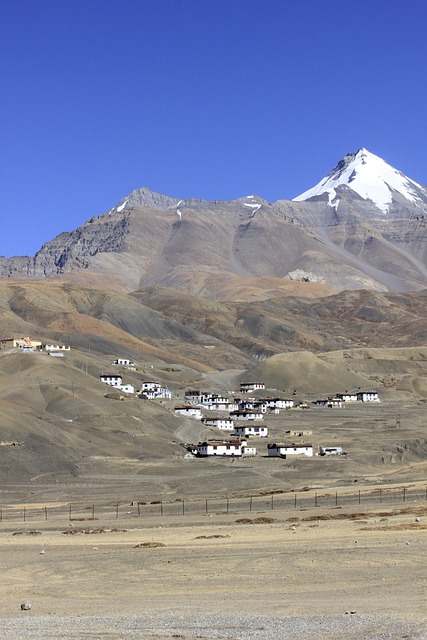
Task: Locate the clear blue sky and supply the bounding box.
[1,0,426,256]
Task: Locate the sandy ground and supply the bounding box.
[0,502,426,638]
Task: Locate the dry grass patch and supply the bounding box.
[235,517,276,525]
[63,527,127,535]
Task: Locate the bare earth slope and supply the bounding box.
[0,278,426,496]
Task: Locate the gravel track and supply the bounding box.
[0,613,425,640]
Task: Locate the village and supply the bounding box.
[0,335,382,464]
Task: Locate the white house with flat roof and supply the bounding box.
[320,446,343,456]
[100,374,123,387]
[336,392,357,402]
[264,398,294,410]
[139,381,172,399]
[184,390,202,404]
[119,383,135,394]
[140,381,161,392]
[174,406,203,420]
[357,391,380,402]
[201,417,234,431]
[203,400,237,412]
[234,425,268,438]
[113,358,135,368]
[268,443,314,458]
[230,410,263,421]
[240,382,265,393]
[242,444,257,457]
[195,439,245,457]
[100,374,134,394]
[238,400,267,413]
[44,343,71,352]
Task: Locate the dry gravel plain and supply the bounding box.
[0,501,426,639]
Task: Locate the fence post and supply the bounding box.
[182,499,185,516]
[314,492,318,507]
[115,503,119,519]
[23,507,26,522]
[160,501,163,516]
[379,488,382,503]
[358,490,361,505]
[137,502,140,517]
[403,487,406,503]
[271,494,274,510]
[205,498,208,514]
[92,504,95,520]
[249,496,253,512]
[294,493,297,509]
[335,492,338,506]
[69,504,72,521]
[45,506,48,521]
[226,497,229,514]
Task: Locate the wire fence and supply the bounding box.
[0,485,426,525]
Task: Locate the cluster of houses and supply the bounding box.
[181,385,295,417]
[313,391,380,407]
[179,382,355,460]
[0,336,71,355]
[188,440,344,459]
[99,373,172,399]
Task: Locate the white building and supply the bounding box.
[242,444,257,457]
[203,400,237,412]
[184,390,203,404]
[231,410,263,421]
[140,381,161,392]
[195,439,245,457]
[357,391,380,402]
[240,382,265,393]
[238,400,267,413]
[44,343,71,352]
[336,392,357,402]
[100,374,123,388]
[313,398,342,408]
[201,417,234,431]
[119,383,135,394]
[174,406,202,420]
[327,398,343,408]
[100,375,134,394]
[113,358,135,368]
[200,394,229,405]
[140,385,172,400]
[319,446,344,456]
[267,443,314,458]
[234,425,268,438]
[263,398,294,410]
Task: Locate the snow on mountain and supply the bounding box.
[293,148,425,213]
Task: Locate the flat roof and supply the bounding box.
[268,443,313,448]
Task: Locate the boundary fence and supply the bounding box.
[0,485,426,525]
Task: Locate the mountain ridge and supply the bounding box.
[1,149,426,294]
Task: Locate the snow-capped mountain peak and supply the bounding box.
[293,148,425,213]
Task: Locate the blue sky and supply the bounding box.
[1,0,426,256]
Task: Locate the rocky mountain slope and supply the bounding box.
[0,149,426,294]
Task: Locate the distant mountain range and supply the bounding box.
[1,149,426,293]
